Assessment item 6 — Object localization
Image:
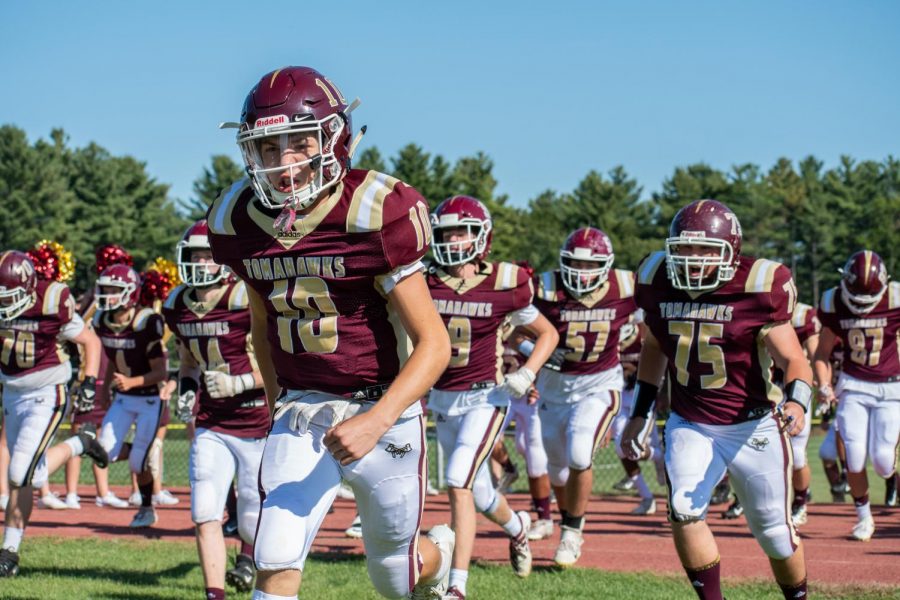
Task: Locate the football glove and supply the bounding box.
[204,371,255,399]
[74,376,97,414]
[176,391,196,423]
[502,367,536,398]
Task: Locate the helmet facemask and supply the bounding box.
[665,236,736,291]
[177,240,228,288]
[840,279,887,315]
[559,251,613,295]
[238,113,347,212]
[430,217,492,267]
[0,286,35,321]
[95,279,135,312]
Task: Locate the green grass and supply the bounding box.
[3,537,897,599]
[49,424,890,508]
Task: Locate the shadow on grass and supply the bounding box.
[21,560,198,585]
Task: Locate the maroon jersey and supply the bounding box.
[792,302,821,345]
[818,282,900,382]
[207,170,430,397]
[93,307,165,395]
[0,280,78,379]
[636,252,797,425]
[162,281,268,438]
[427,262,534,390]
[534,269,637,376]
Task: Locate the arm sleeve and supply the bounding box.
[508,304,539,327]
[58,312,86,341]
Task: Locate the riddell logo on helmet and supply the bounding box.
[255,115,288,128]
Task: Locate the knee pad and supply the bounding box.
[872,450,897,479]
[366,553,414,599]
[472,473,498,513]
[569,445,594,472]
[668,489,706,523]
[755,523,797,561]
[548,463,569,488]
[190,479,223,524]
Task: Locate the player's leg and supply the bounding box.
[516,399,552,540]
[190,428,236,596]
[225,434,266,592]
[818,423,845,502]
[665,416,728,600]
[728,414,806,598]
[253,408,342,596]
[127,397,165,526]
[868,396,900,505]
[789,409,813,526]
[836,389,876,539]
[540,401,570,513]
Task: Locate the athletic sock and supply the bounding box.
[501,512,524,539]
[449,568,468,595]
[684,557,722,600]
[205,588,225,600]
[634,474,652,499]
[251,592,297,600]
[854,495,871,521]
[2,527,24,553]
[139,481,154,508]
[240,540,253,557]
[533,496,552,521]
[779,578,807,600]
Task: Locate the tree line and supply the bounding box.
[1,125,897,304]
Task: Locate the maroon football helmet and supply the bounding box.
[839,250,889,315]
[95,264,141,311]
[224,66,357,212]
[0,251,37,320]
[176,219,230,287]
[559,227,615,295]
[665,199,742,291]
[430,196,493,266]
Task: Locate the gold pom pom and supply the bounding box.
[147,257,181,285]
[34,239,77,282]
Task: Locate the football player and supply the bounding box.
[620,200,811,600]
[0,251,109,577]
[426,195,559,597]
[208,66,454,600]
[163,219,268,598]
[533,227,637,567]
[813,250,900,541]
[93,264,168,529]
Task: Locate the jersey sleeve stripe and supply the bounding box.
[229,281,249,310]
[163,285,184,310]
[493,263,518,291]
[637,252,665,285]
[347,171,399,232]
[538,271,556,301]
[133,308,153,331]
[889,282,900,309]
[745,259,779,293]
[42,282,63,315]
[791,304,807,328]
[209,179,248,236]
[616,269,635,297]
[820,288,836,313]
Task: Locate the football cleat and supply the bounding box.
[553,525,584,568]
[225,553,255,592]
[64,493,81,510]
[612,476,635,492]
[885,473,899,507]
[527,518,554,541]
[152,490,180,506]
[222,512,239,537]
[830,481,847,503]
[335,482,356,501]
[710,481,732,506]
[129,506,158,528]
[791,504,808,527]
[632,497,657,516]
[509,511,532,578]
[722,498,744,519]
[410,524,455,599]
[128,491,142,507]
[95,492,129,509]
[344,514,363,539]
[0,548,19,578]
[443,586,466,599]
[851,516,875,542]
[78,430,109,469]
[38,492,68,510]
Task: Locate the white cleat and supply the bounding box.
[631,497,657,515]
[128,491,142,507]
[554,525,584,568]
[37,492,68,510]
[344,514,363,539]
[509,511,532,578]
[851,516,875,542]
[527,518,554,541]
[95,492,130,508]
[152,490,180,506]
[409,524,455,599]
[64,493,81,510]
[791,504,808,527]
[335,482,355,500]
[129,506,158,528]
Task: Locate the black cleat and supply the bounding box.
[0,548,20,578]
[886,473,899,507]
[78,429,109,469]
[710,481,732,506]
[225,553,255,592]
[222,512,239,537]
[722,498,744,519]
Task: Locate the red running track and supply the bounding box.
[17,486,900,588]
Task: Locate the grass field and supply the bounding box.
[49,423,889,508]
[3,537,897,600]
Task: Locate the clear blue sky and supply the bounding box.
[2,1,898,208]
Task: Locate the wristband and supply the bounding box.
[630,381,658,419]
[784,379,812,413]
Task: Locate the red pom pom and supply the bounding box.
[95,245,134,275]
[26,246,58,281]
[139,269,174,305]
